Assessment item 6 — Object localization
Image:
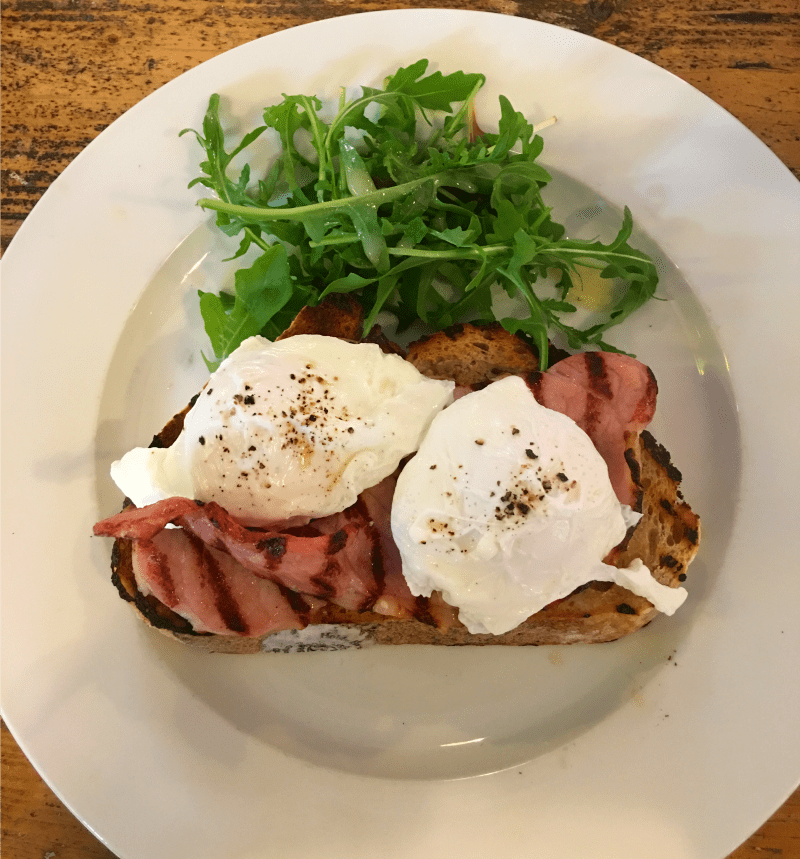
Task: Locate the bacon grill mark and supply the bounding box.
[633,367,659,425]
[328,529,348,554]
[584,351,613,398]
[139,540,178,608]
[583,392,603,439]
[310,562,341,600]
[353,495,388,597]
[276,584,313,625]
[186,532,250,635]
[412,595,438,627]
[368,531,387,600]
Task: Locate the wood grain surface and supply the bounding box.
[1,1,798,857]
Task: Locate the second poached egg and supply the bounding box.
[391,375,686,634]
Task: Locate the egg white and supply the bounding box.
[111,335,454,526]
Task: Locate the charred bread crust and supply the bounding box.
[617,431,700,577]
[107,301,700,649]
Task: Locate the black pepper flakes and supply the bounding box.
[525,449,537,460]
[199,436,206,445]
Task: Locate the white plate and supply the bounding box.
[2,9,799,858]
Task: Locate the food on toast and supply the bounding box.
[94,300,700,652]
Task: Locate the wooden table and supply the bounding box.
[1,1,798,856]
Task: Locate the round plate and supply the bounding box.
[2,10,799,859]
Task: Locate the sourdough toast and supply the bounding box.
[106,301,700,651]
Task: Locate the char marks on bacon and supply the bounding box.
[95,498,379,611]
[132,528,308,637]
[358,473,421,621]
[301,472,437,623]
[525,352,657,507]
[94,484,459,635]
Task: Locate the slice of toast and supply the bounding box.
[106,304,700,651]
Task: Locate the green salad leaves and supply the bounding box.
[182,59,658,370]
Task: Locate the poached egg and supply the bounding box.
[391,375,687,635]
[111,334,454,526]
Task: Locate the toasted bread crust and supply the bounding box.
[406,322,540,386]
[107,302,700,650]
[276,294,366,342]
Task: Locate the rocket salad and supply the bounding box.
[182,59,658,371]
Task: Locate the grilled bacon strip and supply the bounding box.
[95,498,379,612]
[94,474,456,635]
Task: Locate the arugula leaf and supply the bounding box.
[198,243,293,370]
[185,62,658,370]
[383,59,486,111]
